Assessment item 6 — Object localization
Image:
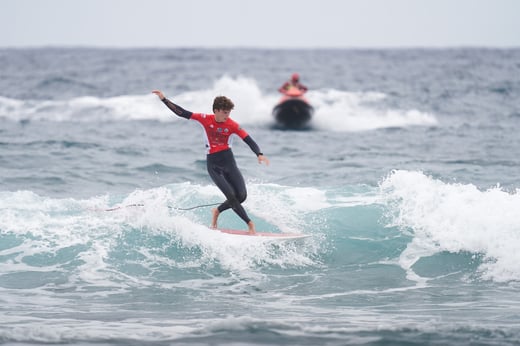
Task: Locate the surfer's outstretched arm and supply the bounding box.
[243,136,270,166]
[152,90,192,119]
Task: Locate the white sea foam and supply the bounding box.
[0,76,437,131]
[0,182,323,286]
[380,170,520,282]
[309,89,438,131]
[116,182,323,272]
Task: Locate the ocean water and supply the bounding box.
[0,47,519,345]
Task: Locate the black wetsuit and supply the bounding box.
[161,98,262,224]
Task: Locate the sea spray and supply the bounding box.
[380,170,520,282]
[0,77,437,131]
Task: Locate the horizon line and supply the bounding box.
[1,44,520,50]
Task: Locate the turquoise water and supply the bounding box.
[0,48,519,345]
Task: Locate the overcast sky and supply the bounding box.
[1,0,519,48]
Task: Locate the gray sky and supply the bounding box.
[1,0,519,48]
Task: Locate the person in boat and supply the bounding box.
[278,73,308,96]
[152,90,269,234]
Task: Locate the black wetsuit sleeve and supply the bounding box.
[243,135,263,156]
[162,98,193,119]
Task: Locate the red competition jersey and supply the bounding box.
[190,113,249,154]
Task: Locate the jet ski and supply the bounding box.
[272,87,314,130]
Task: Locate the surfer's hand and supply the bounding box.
[152,90,165,100]
[258,155,269,166]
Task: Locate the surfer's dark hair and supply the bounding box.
[213,96,234,111]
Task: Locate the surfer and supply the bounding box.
[278,73,308,95]
[152,90,269,234]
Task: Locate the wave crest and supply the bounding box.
[381,170,520,282]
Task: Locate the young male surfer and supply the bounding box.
[152,90,269,234]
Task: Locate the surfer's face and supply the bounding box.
[214,109,231,122]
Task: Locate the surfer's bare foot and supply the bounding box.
[247,221,256,234]
[211,208,220,229]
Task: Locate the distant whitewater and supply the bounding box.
[0,76,437,131]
